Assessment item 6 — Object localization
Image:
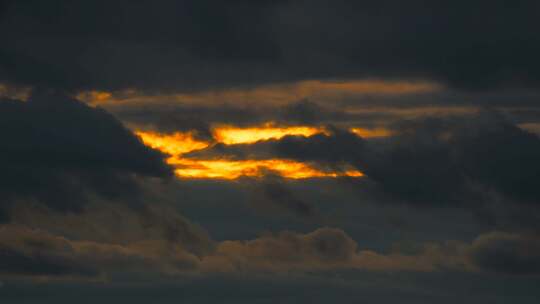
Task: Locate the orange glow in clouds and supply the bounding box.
[136,127,364,180]
[135,131,210,155]
[213,124,327,145]
[76,80,442,107]
[167,157,363,180]
[350,127,393,138]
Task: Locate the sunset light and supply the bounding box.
[136,128,364,180]
[213,124,327,145]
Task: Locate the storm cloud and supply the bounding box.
[1,1,539,93]
[187,111,540,207]
[0,91,171,220]
[271,112,540,205]
[469,231,540,275]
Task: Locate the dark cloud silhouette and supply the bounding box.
[275,128,367,165]
[2,220,540,283]
[0,247,97,277]
[109,100,352,139]
[137,206,214,256]
[469,232,540,275]
[0,225,201,278]
[451,115,540,202]
[2,1,540,300]
[248,176,317,219]
[111,103,256,139]
[0,91,172,220]
[190,112,540,206]
[213,227,361,272]
[278,100,347,125]
[0,226,98,277]
[368,112,540,204]
[1,1,540,93]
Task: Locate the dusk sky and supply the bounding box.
[1,1,540,303]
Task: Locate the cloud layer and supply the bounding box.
[1,1,540,92]
[0,91,172,221]
[2,1,540,302]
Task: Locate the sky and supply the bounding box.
[1,1,540,303]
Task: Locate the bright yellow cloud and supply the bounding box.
[135,131,210,155]
[167,157,362,180]
[136,128,364,180]
[213,124,328,145]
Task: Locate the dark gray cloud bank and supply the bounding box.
[1,1,540,303]
[1,0,540,93]
[191,111,540,207]
[0,91,173,221]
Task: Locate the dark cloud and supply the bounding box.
[2,219,539,283]
[371,112,540,204]
[137,206,214,256]
[110,102,256,139]
[266,125,457,204]
[0,224,421,278]
[1,1,539,93]
[102,90,540,140]
[0,226,97,277]
[0,246,97,277]
[0,0,283,92]
[185,141,275,160]
[275,128,367,165]
[2,1,540,300]
[0,91,172,220]
[0,90,217,263]
[248,176,317,220]
[109,99,352,139]
[302,228,358,261]
[450,114,540,202]
[278,100,347,125]
[469,232,540,275]
[213,227,361,272]
[190,112,540,206]
[0,225,201,278]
